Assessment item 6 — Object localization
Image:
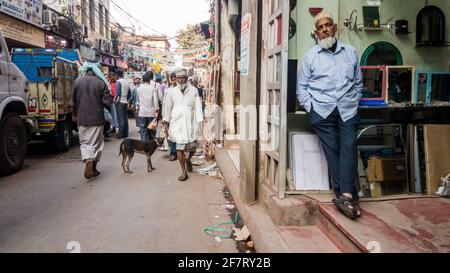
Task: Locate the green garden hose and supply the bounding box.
[203,211,239,238]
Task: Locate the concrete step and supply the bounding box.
[277,226,342,253]
[316,205,365,253]
[317,203,427,253]
[217,148,450,253]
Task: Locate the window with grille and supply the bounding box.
[105,9,110,39]
[99,4,104,36]
[89,0,95,31]
[81,0,88,26]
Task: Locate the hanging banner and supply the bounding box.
[123,44,163,58]
[173,46,210,56]
[240,13,251,76]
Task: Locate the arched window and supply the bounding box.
[361,42,403,66]
[416,6,446,47]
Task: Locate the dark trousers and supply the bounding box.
[134,110,144,128]
[103,121,111,137]
[169,140,177,157]
[116,102,129,138]
[308,107,360,199]
[140,117,156,141]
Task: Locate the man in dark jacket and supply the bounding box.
[72,68,111,179]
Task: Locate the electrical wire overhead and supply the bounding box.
[109,0,177,40]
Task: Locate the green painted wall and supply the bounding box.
[289,0,340,60]
[290,0,450,71]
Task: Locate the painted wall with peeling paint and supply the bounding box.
[220,0,237,136]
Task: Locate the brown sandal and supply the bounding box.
[178,173,189,181]
[186,161,193,173]
[332,195,358,220]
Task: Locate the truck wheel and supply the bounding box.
[0,113,27,176]
[54,121,72,153]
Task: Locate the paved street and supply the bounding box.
[0,124,239,253]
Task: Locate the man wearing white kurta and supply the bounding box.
[162,69,204,181]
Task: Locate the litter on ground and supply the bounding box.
[223,204,235,210]
[196,163,224,179]
[232,225,251,241]
[192,160,205,166]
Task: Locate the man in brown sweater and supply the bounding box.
[72,68,111,179]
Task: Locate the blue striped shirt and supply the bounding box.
[297,41,363,122]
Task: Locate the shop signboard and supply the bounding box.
[79,45,96,61]
[125,71,145,80]
[101,54,115,67]
[0,0,43,27]
[240,13,251,76]
[0,12,44,47]
[116,60,128,70]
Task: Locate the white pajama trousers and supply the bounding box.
[78,126,104,162]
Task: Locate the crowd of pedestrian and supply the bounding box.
[72,62,205,182]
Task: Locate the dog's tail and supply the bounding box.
[119,142,124,157]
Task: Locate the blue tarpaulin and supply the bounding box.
[11,48,80,83]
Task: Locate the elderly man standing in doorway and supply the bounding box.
[297,11,363,220]
[162,69,204,181]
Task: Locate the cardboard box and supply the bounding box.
[367,157,406,182]
[370,181,408,197]
[370,182,383,197]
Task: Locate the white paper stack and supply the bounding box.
[290,133,330,191]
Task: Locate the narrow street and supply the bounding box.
[1,0,449,260]
[0,124,238,253]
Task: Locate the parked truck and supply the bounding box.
[11,47,80,153]
[0,30,31,176]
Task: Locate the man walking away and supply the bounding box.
[115,70,131,139]
[108,72,119,134]
[136,71,160,141]
[162,69,203,181]
[193,80,205,111]
[129,76,143,131]
[297,11,363,219]
[72,65,111,179]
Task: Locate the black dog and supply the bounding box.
[119,137,164,174]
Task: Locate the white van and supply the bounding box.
[0,29,32,176]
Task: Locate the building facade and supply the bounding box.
[0,0,46,49]
[213,0,450,221]
[42,0,114,69]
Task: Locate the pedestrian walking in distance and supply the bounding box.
[136,71,160,141]
[108,72,119,134]
[297,11,363,219]
[115,70,131,139]
[72,63,112,179]
[162,69,204,181]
